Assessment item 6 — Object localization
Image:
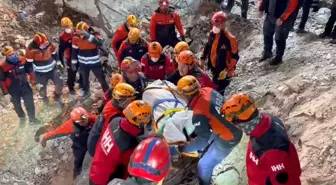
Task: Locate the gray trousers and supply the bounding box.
[263,13,297,57]
[36,69,63,98]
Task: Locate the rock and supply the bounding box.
[34,167,41,175]
[140,17,150,32]
[54,0,64,6]
[61,154,68,161]
[63,0,202,35]
[35,11,45,19]
[58,147,65,155]
[41,167,49,175]
[329,148,335,155]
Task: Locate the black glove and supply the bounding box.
[181,36,185,41]
[71,63,77,71]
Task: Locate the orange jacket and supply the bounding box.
[43,113,98,141]
[0,56,35,94]
[25,42,58,73]
[111,23,130,55]
[149,7,184,42]
[201,30,239,77]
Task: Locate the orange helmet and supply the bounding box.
[221,93,257,122]
[34,33,49,47]
[2,46,14,56]
[110,73,124,88]
[121,57,142,73]
[70,107,88,123]
[60,17,73,28]
[123,100,152,126]
[76,21,89,31]
[112,83,137,100]
[148,42,162,59]
[177,50,196,65]
[177,75,200,96]
[174,41,189,55]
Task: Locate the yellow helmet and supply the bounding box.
[123,100,153,126]
[128,28,141,44]
[60,17,73,28]
[127,15,137,27]
[174,41,189,55]
[76,21,89,31]
[112,83,137,100]
[221,93,257,122]
[2,46,14,56]
[177,75,200,96]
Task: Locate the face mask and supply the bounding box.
[212,26,221,34]
[235,112,262,135]
[7,54,19,64]
[65,28,72,34]
[151,57,159,62]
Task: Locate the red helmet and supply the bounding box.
[128,137,171,182]
[70,107,88,124]
[211,11,227,27]
[34,32,49,47]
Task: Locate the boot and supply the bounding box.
[29,118,41,125]
[54,93,64,106]
[269,56,283,65]
[296,28,307,34]
[80,90,91,100]
[259,51,272,62]
[319,32,330,39]
[19,117,26,125]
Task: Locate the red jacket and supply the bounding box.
[89,116,142,185]
[87,100,123,156]
[117,38,149,67]
[111,23,129,55]
[165,66,216,89]
[141,53,173,80]
[59,31,73,65]
[0,56,35,95]
[246,114,301,185]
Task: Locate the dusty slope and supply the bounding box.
[0,0,335,185]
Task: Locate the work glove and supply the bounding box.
[169,145,180,162]
[71,63,77,71]
[181,36,185,41]
[40,138,47,147]
[56,61,64,72]
[77,30,91,40]
[218,69,227,80]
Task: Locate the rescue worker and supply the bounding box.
[150,0,185,47]
[89,100,153,185]
[297,0,320,33]
[173,41,190,69]
[120,57,148,99]
[140,41,174,80]
[26,33,64,105]
[59,17,83,95]
[117,28,149,67]
[319,0,336,43]
[88,83,137,156]
[103,73,125,105]
[220,0,249,19]
[166,50,216,89]
[221,93,301,185]
[0,46,38,124]
[258,0,299,65]
[40,107,98,179]
[200,11,239,95]
[107,137,171,185]
[112,15,138,55]
[71,21,109,98]
[171,75,242,185]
